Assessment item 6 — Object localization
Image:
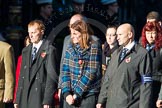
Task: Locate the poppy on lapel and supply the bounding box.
[41,51,46,58]
[125,57,131,63]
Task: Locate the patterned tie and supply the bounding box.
[119,48,128,62]
[32,47,37,61]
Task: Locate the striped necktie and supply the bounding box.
[32,47,37,61]
[119,48,128,62]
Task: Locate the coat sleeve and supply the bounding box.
[58,36,70,89]
[97,72,109,104]
[158,84,162,100]
[4,45,15,100]
[139,52,152,108]
[61,50,71,96]
[151,49,162,82]
[43,45,58,105]
[97,48,117,105]
[15,49,26,104]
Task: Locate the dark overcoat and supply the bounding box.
[149,48,162,108]
[15,40,58,108]
[98,44,152,108]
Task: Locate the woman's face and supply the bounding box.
[106,28,117,45]
[145,30,157,44]
[70,28,81,44]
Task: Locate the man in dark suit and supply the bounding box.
[97,23,152,108]
[14,20,58,108]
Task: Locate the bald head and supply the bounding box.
[117,23,135,46]
[118,23,135,35]
[69,14,85,25]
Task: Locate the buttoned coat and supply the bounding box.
[15,40,58,108]
[61,41,102,97]
[98,44,152,108]
[0,41,15,102]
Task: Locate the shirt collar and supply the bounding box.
[123,41,135,51]
[32,40,43,52]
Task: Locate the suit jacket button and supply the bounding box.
[24,66,27,69]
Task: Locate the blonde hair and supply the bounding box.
[71,20,90,49]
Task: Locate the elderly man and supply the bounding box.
[97,23,152,108]
[14,20,58,108]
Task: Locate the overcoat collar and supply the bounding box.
[22,44,32,68]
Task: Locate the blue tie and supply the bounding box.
[32,47,37,61]
[119,48,128,62]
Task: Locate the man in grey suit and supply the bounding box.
[14,20,58,108]
[97,23,152,108]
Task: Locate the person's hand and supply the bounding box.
[58,89,61,100]
[96,103,103,108]
[66,94,74,105]
[156,100,162,108]
[43,104,50,108]
[14,104,18,108]
[3,98,13,103]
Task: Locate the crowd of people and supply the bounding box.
[0,0,162,108]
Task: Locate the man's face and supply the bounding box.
[117,27,130,46]
[41,4,53,17]
[108,2,119,14]
[28,25,43,44]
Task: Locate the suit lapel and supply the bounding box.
[23,45,32,67]
[29,45,34,67]
[29,40,48,83]
[117,47,123,65]
[22,44,32,82]
[118,44,137,65]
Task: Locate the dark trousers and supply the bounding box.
[0,102,14,108]
[63,94,97,108]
